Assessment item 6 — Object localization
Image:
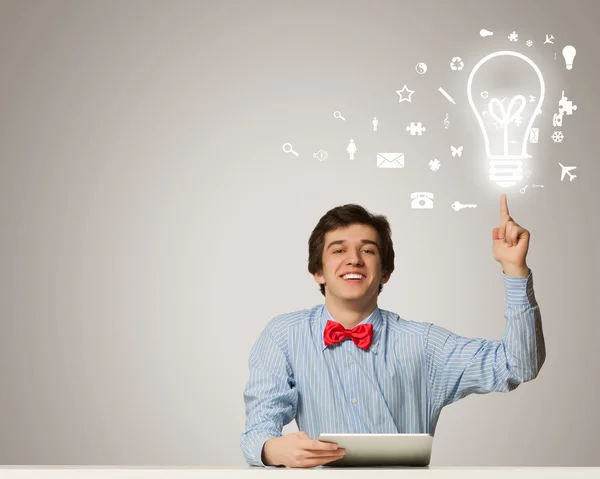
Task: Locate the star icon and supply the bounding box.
[396,84,414,103]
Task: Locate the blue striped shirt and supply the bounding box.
[240,271,545,467]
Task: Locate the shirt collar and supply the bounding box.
[319,304,383,354]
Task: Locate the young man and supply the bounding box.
[240,194,545,468]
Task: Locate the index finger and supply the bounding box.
[500,193,510,219]
[307,439,339,451]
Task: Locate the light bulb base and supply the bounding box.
[489,160,523,187]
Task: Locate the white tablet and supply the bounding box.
[317,433,433,467]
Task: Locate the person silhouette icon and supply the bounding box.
[347,138,357,160]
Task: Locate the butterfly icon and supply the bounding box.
[451,145,463,157]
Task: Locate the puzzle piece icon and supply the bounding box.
[558,91,577,115]
[406,122,426,135]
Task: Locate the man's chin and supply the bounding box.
[332,289,373,301]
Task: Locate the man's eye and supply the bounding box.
[333,249,374,254]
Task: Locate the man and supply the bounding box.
[240,194,546,468]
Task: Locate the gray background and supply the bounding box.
[0,0,598,467]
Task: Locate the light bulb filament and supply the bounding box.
[488,95,527,156]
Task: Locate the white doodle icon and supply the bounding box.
[450,57,464,71]
[411,192,434,209]
[313,150,328,162]
[396,84,415,102]
[508,31,518,42]
[372,117,378,131]
[377,153,404,168]
[429,159,441,171]
[406,122,426,135]
[415,62,427,74]
[480,29,494,37]
[347,139,357,160]
[451,201,477,211]
[559,162,577,181]
[282,143,299,156]
[333,110,346,121]
[544,34,554,44]
[529,128,539,143]
[562,45,577,70]
[438,87,456,104]
[552,90,577,127]
[451,145,463,157]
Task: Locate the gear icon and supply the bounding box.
[481,90,489,99]
[450,57,464,71]
[552,131,564,143]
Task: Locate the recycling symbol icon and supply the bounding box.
[450,57,464,71]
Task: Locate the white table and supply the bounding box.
[0,467,598,478]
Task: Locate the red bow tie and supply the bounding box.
[323,320,373,350]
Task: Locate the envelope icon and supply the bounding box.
[529,128,539,143]
[377,153,404,168]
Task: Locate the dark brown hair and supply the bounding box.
[308,204,395,296]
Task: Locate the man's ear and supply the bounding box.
[380,270,392,284]
[313,270,325,284]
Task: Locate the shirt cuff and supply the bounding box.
[244,430,281,467]
[503,268,536,306]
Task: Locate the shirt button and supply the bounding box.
[348,358,354,365]
[352,398,358,404]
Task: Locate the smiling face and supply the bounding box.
[313,223,391,306]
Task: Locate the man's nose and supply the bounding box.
[347,252,364,265]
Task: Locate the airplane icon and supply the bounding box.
[559,162,577,181]
[544,34,555,45]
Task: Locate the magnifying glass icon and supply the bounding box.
[333,110,346,121]
[282,143,299,156]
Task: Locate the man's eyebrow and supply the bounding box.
[326,239,380,250]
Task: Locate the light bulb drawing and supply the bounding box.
[562,45,576,70]
[467,51,545,187]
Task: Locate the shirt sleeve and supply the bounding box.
[425,269,546,412]
[240,324,298,467]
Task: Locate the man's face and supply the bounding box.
[314,223,391,303]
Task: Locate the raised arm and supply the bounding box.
[425,271,545,411]
[426,194,546,411]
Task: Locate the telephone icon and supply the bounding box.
[410,192,434,209]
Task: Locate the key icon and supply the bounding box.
[532,184,545,188]
[451,201,477,211]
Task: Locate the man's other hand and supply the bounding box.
[262,431,346,468]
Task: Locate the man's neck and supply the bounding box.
[325,298,377,329]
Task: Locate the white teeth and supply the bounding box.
[343,274,364,280]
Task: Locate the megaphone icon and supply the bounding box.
[313,149,328,162]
